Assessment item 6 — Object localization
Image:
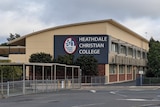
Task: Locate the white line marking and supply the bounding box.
[72,103,105,107]
[110,91,116,94]
[118,98,160,101]
[140,104,154,107]
[90,90,96,93]
[157,95,160,97]
[110,91,127,97]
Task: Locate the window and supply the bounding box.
[119,65,125,74]
[111,42,118,52]
[137,50,141,58]
[109,65,117,74]
[128,47,133,56]
[120,45,126,55]
[142,52,146,59]
[133,49,136,58]
[127,66,132,74]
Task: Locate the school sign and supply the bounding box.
[54,35,109,64]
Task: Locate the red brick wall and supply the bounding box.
[119,74,125,81]
[127,74,132,80]
[109,74,117,82]
[98,64,105,76]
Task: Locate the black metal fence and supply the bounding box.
[142,77,160,86]
[136,76,160,86]
[81,76,107,86]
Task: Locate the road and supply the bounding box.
[0,86,160,107]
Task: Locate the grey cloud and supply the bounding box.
[1,0,160,24]
[1,0,159,25]
[0,0,160,43]
[38,0,160,25]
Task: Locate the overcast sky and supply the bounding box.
[0,0,160,43]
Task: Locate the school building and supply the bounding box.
[0,19,149,83]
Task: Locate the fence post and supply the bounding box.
[46,79,48,92]
[7,81,9,97]
[35,79,37,93]
[91,77,92,86]
[54,80,57,91]
[149,78,151,85]
[22,64,25,95]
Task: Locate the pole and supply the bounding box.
[140,74,143,86]
[79,68,82,88]
[72,67,74,88]
[22,64,25,95]
[1,68,3,97]
[54,65,56,91]
[64,65,66,88]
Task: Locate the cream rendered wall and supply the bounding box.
[26,31,54,62]
[23,22,149,63]
[25,22,107,62]
[53,23,107,34]
[105,64,109,83]
[106,23,148,50]
[9,54,26,63]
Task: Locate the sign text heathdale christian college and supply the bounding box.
[54,35,109,64]
[78,36,107,55]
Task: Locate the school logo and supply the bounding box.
[64,37,77,54]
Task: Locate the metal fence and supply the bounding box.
[0,76,108,98]
[0,78,81,98]
[81,76,107,86]
[142,77,160,86]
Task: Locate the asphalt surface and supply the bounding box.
[0,85,160,107]
[0,81,160,107]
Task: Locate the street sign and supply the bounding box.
[139,71,144,74]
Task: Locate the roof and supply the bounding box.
[8,19,148,45]
[0,62,80,68]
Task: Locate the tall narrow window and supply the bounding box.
[127,66,132,74]
[120,45,126,55]
[133,49,136,58]
[111,42,118,52]
[142,51,146,59]
[137,50,141,58]
[128,47,133,56]
[109,64,116,74]
[119,65,125,74]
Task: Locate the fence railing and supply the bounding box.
[142,77,160,86]
[0,79,81,97]
[81,76,108,86]
[0,76,109,97]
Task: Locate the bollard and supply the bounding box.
[7,81,9,97]
[61,81,64,89]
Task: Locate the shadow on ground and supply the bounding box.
[106,80,136,86]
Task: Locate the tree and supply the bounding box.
[147,38,160,77]
[7,33,21,41]
[29,53,98,77]
[54,55,98,76]
[0,66,22,81]
[0,42,8,46]
[75,55,98,76]
[29,52,53,63]
[15,33,20,38]
[0,33,21,46]
[54,54,74,65]
[29,52,53,79]
[0,60,22,81]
